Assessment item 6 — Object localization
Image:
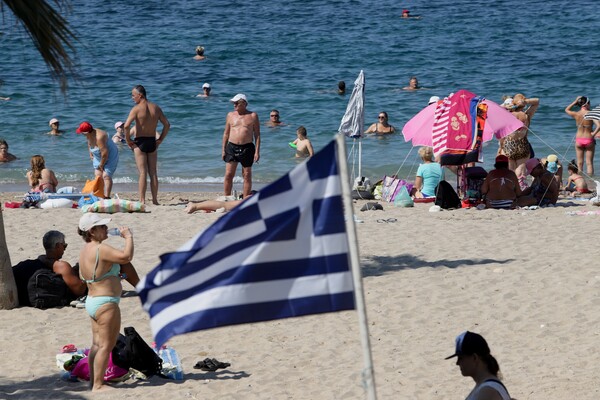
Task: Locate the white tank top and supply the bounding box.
[465,380,511,400]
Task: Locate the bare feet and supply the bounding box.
[185,202,196,214]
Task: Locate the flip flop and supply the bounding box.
[376,218,397,223]
[193,357,231,372]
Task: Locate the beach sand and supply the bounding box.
[1,191,599,399]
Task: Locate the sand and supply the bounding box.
[1,191,599,399]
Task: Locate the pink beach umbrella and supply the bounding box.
[402,92,524,147]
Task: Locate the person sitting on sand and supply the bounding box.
[365,111,395,134]
[292,126,314,158]
[541,154,563,188]
[518,158,559,207]
[564,160,589,194]
[481,155,521,209]
[446,331,513,400]
[27,154,58,193]
[12,230,87,307]
[47,118,64,136]
[411,146,443,198]
[185,198,244,214]
[0,138,17,162]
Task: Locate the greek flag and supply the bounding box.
[138,140,355,347]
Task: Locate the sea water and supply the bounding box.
[1,0,599,192]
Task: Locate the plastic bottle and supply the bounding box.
[107,228,133,236]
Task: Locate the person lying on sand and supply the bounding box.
[185,199,244,214]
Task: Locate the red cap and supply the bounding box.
[76,121,93,134]
[495,154,509,163]
[403,9,409,13]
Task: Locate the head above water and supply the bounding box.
[195,46,205,56]
[297,126,307,137]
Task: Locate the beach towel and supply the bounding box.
[81,199,146,213]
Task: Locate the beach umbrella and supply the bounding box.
[584,105,600,121]
[338,70,365,179]
[402,90,524,150]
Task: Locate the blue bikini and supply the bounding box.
[81,246,121,319]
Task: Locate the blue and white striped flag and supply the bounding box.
[138,140,356,347]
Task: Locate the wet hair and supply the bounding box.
[568,159,579,174]
[418,146,434,162]
[30,155,46,188]
[379,111,389,119]
[43,230,65,250]
[297,126,307,137]
[271,109,280,115]
[78,227,94,243]
[0,138,8,149]
[338,81,346,90]
[409,76,418,83]
[133,85,147,98]
[195,46,205,55]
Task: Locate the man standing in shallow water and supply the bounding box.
[222,93,260,198]
[125,85,170,205]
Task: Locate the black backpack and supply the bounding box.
[434,180,461,209]
[27,269,72,309]
[112,326,164,378]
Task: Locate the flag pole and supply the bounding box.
[335,133,377,400]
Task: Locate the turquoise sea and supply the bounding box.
[1,0,600,192]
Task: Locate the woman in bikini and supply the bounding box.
[27,155,58,193]
[499,93,540,190]
[365,111,395,134]
[565,96,596,176]
[564,160,589,194]
[481,155,521,209]
[78,213,133,392]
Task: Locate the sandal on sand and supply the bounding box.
[193,357,231,372]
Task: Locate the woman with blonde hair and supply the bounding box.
[412,146,443,198]
[26,155,58,192]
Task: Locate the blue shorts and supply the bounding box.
[85,295,120,319]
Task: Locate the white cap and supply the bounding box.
[203,83,211,89]
[79,213,111,232]
[49,118,59,126]
[230,93,247,103]
[428,96,440,105]
[114,121,124,130]
[502,97,513,107]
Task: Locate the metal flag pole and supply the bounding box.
[335,133,377,400]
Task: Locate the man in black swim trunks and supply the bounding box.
[222,93,260,198]
[125,85,170,205]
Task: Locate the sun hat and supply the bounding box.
[501,97,513,108]
[114,121,124,130]
[49,118,59,126]
[203,83,211,89]
[525,157,541,175]
[495,154,509,163]
[445,331,490,359]
[196,46,205,53]
[402,9,410,13]
[76,121,93,134]
[428,96,440,105]
[546,154,559,173]
[230,93,247,104]
[78,213,111,232]
[547,154,558,163]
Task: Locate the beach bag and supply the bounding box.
[394,186,414,207]
[82,176,104,198]
[112,326,164,378]
[434,181,461,210]
[78,194,101,209]
[70,353,129,382]
[27,269,72,309]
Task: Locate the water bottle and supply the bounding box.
[107,227,133,236]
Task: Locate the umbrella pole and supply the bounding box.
[358,139,362,181]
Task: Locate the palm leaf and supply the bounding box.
[2,0,77,92]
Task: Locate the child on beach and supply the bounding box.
[291,126,314,158]
[565,160,589,194]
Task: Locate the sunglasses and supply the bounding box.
[61,243,68,249]
[378,116,386,119]
[270,114,279,118]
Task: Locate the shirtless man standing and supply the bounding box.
[222,93,260,198]
[125,85,170,205]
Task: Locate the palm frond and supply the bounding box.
[2,0,77,92]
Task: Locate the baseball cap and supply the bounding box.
[428,96,440,105]
[525,158,541,175]
[495,154,509,163]
[230,93,247,104]
[114,121,124,130]
[79,213,111,232]
[445,331,490,359]
[203,83,211,89]
[49,118,59,126]
[76,121,93,134]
